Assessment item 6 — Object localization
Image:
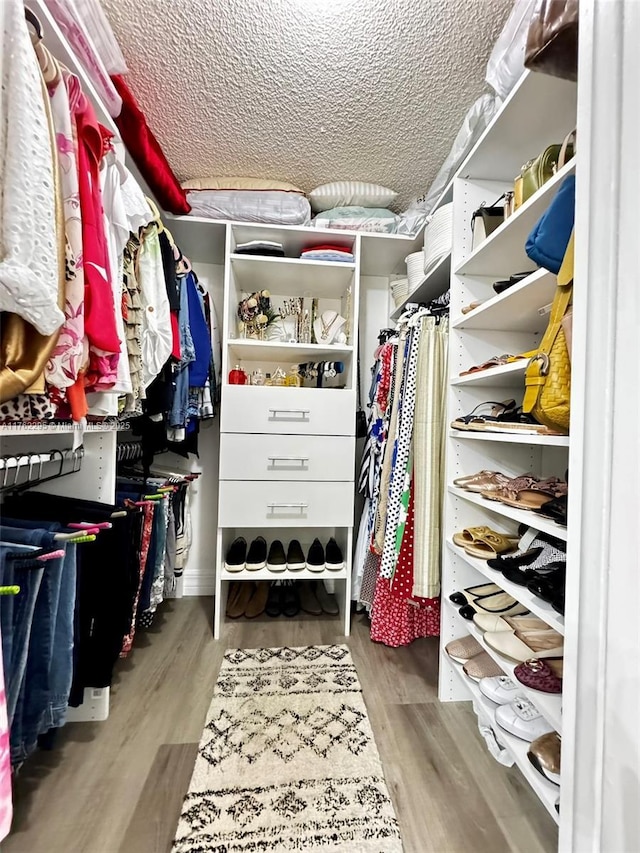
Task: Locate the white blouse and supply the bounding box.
[0,0,64,336]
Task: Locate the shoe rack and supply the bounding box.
[439,69,579,830]
[210,224,360,638]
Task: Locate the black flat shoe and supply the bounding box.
[551,591,565,614]
[281,581,300,617]
[533,495,567,526]
[265,582,282,617]
[527,573,566,603]
[502,559,565,586]
[459,605,476,620]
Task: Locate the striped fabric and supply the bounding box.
[309,181,397,212]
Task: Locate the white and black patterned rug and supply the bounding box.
[172,645,403,852]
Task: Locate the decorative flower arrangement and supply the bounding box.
[237,290,280,339]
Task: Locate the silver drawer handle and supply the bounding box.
[268,456,309,464]
[268,408,310,417]
[267,502,308,509]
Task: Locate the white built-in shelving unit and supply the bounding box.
[439,67,578,836]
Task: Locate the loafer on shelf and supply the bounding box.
[479,674,521,705]
[325,537,345,571]
[484,627,564,663]
[286,539,306,572]
[449,582,502,606]
[495,697,554,742]
[473,613,546,634]
[514,658,563,694]
[224,536,247,572]
[246,536,267,571]
[306,538,325,573]
[267,539,287,573]
[462,651,505,682]
[528,731,561,785]
[445,635,484,663]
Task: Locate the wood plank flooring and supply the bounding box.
[3,598,558,853]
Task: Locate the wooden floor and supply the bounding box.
[4,598,558,853]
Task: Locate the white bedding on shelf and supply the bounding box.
[185,189,311,226]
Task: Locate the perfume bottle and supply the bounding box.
[272,367,287,387]
[228,364,247,385]
[286,365,302,387]
[251,368,265,386]
[264,373,273,386]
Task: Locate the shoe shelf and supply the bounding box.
[445,540,565,636]
[455,160,576,278]
[227,339,354,364]
[445,648,561,826]
[452,269,557,333]
[390,252,451,321]
[444,599,563,735]
[449,486,568,542]
[449,430,570,448]
[229,254,356,297]
[451,360,527,388]
[220,567,348,582]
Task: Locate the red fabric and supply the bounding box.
[74,92,120,355]
[111,75,191,216]
[170,311,181,360]
[370,490,441,646]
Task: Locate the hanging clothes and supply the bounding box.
[353,306,449,647]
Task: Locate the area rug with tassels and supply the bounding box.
[172,644,403,852]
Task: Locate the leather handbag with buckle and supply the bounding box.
[514,130,575,211]
[522,232,574,434]
[471,195,507,250]
[525,0,579,82]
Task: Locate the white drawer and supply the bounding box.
[219,433,355,481]
[218,480,354,527]
[221,386,355,436]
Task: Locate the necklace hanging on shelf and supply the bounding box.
[320,311,339,340]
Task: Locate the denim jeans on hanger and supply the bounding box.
[1,495,143,697]
[0,542,44,726]
[0,525,64,764]
[1,518,77,732]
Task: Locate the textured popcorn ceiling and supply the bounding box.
[102,0,512,211]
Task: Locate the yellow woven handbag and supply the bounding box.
[522,232,574,433]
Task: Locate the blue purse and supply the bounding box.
[525,175,575,274]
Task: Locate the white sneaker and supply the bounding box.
[479,675,520,705]
[495,698,554,742]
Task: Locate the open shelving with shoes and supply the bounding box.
[440,66,576,842]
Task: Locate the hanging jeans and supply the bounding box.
[2,518,77,732]
[0,525,63,764]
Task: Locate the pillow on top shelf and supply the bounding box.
[309,181,398,212]
[182,177,305,193]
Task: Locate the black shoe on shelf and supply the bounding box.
[307,538,325,573]
[281,581,300,617]
[325,537,345,571]
[267,540,287,573]
[265,581,282,617]
[224,537,247,572]
[286,539,306,572]
[246,536,267,571]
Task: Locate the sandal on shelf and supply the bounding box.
[492,477,568,511]
[453,528,519,560]
[533,495,568,526]
[459,354,526,376]
[455,470,511,495]
[461,300,484,315]
[451,399,517,432]
[481,408,566,436]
